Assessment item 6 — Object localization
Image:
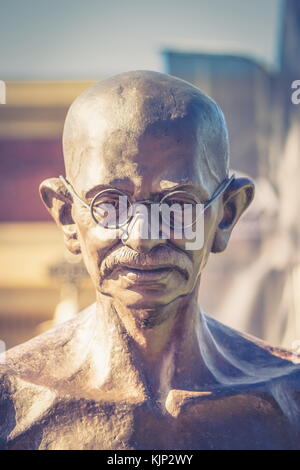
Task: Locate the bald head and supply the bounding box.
[41,70,254,297]
[63,70,229,188]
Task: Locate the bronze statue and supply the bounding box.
[1,71,300,450]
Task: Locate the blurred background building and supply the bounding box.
[164,0,300,346]
[0,82,96,348]
[0,0,299,348]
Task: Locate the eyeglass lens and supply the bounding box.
[91,190,201,229]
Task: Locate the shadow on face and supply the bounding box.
[40,71,255,319]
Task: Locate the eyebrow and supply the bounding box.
[85,182,210,202]
[161,183,210,200]
[85,184,121,199]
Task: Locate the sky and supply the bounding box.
[0,0,283,80]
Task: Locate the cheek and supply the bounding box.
[74,208,119,277]
[169,209,218,273]
[196,208,221,270]
[74,205,118,245]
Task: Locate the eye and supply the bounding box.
[94,197,119,211]
[161,192,198,207]
[160,192,201,228]
[91,191,131,227]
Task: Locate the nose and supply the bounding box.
[121,205,166,253]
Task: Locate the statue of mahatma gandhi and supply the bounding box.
[1,71,300,450]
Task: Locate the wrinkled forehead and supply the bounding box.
[63,75,228,196]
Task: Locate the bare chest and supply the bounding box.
[5,389,295,450]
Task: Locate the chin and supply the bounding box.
[111,285,184,309]
[124,298,178,328]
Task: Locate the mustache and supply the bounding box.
[99,245,192,280]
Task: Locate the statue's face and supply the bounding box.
[69,115,223,311]
[41,73,253,322]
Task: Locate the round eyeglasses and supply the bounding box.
[59,174,235,230]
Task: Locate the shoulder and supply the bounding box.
[202,312,300,445]
[0,304,95,448]
[201,312,300,381]
[2,303,95,379]
[0,365,57,449]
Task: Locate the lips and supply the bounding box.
[116,265,174,283]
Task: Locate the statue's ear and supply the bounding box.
[211,177,255,253]
[39,178,81,254]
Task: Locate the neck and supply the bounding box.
[88,287,218,403]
